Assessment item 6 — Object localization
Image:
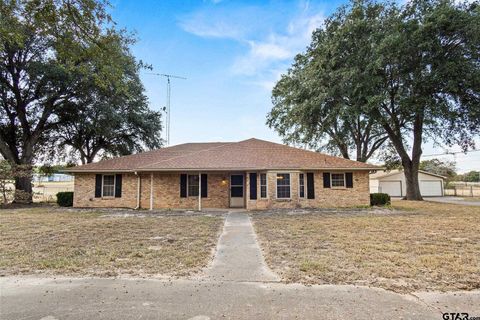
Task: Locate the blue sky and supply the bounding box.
[110,0,479,173]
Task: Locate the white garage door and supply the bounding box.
[420,180,443,197]
[379,181,402,197]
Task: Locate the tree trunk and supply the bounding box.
[402,159,423,200]
[331,136,350,159]
[375,105,424,201]
[381,126,424,200]
[14,171,33,203]
[355,145,362,162]
[1,184,8,204]
[402,112,424,201]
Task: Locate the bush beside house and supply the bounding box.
[57,192,74,207]
[370,193,391,206]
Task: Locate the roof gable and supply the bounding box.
[370,169,446,180]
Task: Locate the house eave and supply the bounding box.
[65,166,379,173]
[137,167,379,172]
[62,169,135,174]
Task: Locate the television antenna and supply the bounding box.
[145,72,187,146]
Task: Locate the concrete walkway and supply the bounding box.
[425,196,480,206]
[1,210,479,319]
[202,211,279,282]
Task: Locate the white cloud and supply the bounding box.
[178,6,260,40]
[179,3,325,83]
[242,68,286,92]
[228,13,324,76]
[231,40,293,75]
[250,41,292,60]
[179,15,245,39]
[231,11,324,76]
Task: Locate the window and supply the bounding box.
[299,173,305,198]
[331,173,345,188]
[230,174,244,197]
[102,175,115,197]
[260,173,267,198]
[276,173,291,199]
[188,175,199,197]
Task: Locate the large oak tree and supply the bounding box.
[269,0,480,200]
[366,0,479,199]
[0,0,161,202]
[267,2,389,162]
[55,39,162,164]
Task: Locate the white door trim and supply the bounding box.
[230,173,245,208]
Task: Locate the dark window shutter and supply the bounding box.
[201,174,208,198]
[307,172,315,199]
[346,172,353,188]
[249,173,257,200]
[180,174,187,198]
[323,172,331,188]
[95,174,102,198]
[115,174,122,197]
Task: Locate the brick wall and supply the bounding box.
[301,171,370,207]
[246,170,370,210]
[141,173,230,210]
[74,170,370,209]
[73,173,138,208]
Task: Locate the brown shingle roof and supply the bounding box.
[66,138,379,172]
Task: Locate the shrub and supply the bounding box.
[56,192,73,207]
[370,193,391,206]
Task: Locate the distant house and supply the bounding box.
[66,138,378,210]
[370,170,445,197]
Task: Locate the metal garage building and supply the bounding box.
[369,170,445,197]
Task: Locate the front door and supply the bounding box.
[230,174,244,208]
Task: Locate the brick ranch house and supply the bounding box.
[67,138,378,210]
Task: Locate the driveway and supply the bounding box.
[1,211,478,320]
[425,196,480,206]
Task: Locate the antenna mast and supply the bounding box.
[145,72,186,146]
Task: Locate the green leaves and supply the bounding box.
[55,46,163,163]
[269,0,479,198]
[267,0,389,162]
[0,0,161,199]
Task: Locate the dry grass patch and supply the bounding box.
[0,208,223,277]
[465,197,480,201]
[455,197,480,202]
[253,200,479,292]
[394,199,479,213]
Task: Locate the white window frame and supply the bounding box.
[187,174,200,197]
[330,172,346,189]
[260,173,268,199]
[102,174,115,198]
[276,173,291,199]
[299,173,305,198]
